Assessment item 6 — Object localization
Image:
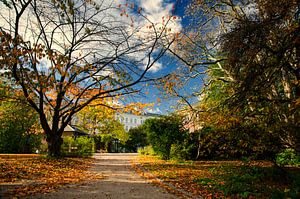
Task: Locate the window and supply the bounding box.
[125,126,128,131]
[130,118,133,123]
[125,118,128,122]
[134,119,137,124]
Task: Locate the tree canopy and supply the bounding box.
[0,0,180,156]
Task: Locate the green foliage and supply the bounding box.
[184,0,300,162]
[213,166,300,198]
[0,129,42,154]
[39,142,49,154]
[99,134,114,151]
[194,177,218,187]
[170,132,199,160]
[197,124,281,160]
[91,118,128,152]
[0,83,41,154]
[144,115,187,160]
[217,166,264,198]
[98,120,128,143]
[62,137,94,157]
[93,133,122,152]
[276,149,300,166]
[138,146,155,156]
[125,126,148,152]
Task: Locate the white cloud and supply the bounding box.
[142,56,163,72]
[137,0,182,35]
[0,0,182,76]
[140,0,162,13]
[147,107,162,114]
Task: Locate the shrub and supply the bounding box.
[0,128,42,154]
[170,142,196,160]
[138,146,155,156]
[170,132,199,160]
[0,95,41,154]
[62,137,94,157]
[197,125,281,160]
[144,115,187,160]
[276,148,300,166]
[125,126,148,152]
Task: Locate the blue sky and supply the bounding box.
[0,0,197,115]
[126,0,202,115]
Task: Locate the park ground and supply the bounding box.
[0,153,175,199]
[1,153,300,198]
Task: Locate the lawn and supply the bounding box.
[135,156,300,199]
[0,156,103,197]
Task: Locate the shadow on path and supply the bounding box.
[27,153,176,199]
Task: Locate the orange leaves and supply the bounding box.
[156,98,161,104]
[119,102,152,115]
[136,156,224,198]
[0,157,104,197]
[158,73,181,95]
[42,88,47,93]
[136,156,294,198]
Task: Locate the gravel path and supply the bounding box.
[30,153,176,199]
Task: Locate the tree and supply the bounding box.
[144,114,186,160]
[0,0,179,156]
[76,98,116,134]
[0,81,41,153]
[218,0,300,152]
[125,125,148,152]
[151,0,300,161]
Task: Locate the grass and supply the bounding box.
[136,155,300,198]
[0,156,103,197]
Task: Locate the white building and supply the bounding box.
[115,112,159,131]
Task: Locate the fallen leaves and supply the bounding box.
[0,156,104,197]
[134,156,300,199]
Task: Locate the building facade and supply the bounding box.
[115,112,159,131]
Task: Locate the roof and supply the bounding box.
[64,124,89,136]
[143,112,162,117]
[117,112,162,117]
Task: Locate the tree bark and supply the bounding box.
[46,133,63,157]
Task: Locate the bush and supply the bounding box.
[170,132,199,160]
[170,143,196,160]
[39,142,48,154]
[0,95,41,154]
[0,128,42,154]
[197,125,281,160]
[62,137,94,157]
[144,115,187,160]
[138,146,155,156]
[125,126,148,152]
[276,148,300,166]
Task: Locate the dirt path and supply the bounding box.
[30,153,176,199]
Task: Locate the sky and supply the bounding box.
[124,0,200,115]
[0,0,198,115]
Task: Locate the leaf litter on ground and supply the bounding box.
[0,156,104,197]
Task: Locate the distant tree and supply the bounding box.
[125,125,148,152]
[0,0,179,156]
[0,81,41,153]
[76,98,116,135]
[144,115,186,159]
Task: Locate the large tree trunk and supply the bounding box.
[46,133,63,157]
